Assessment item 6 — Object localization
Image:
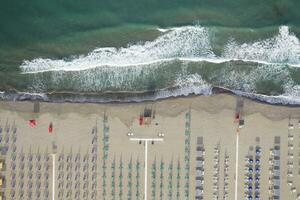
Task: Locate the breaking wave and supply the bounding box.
[224,26,300,67]
[21,25,300,73]
[17,25,300,105]
[21,26,215,73]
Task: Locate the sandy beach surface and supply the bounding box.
[0,93,300,200]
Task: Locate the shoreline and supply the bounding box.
[1,93,299,121]
[0,86,300,107]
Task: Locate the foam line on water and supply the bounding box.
[223,26,300,66]
[232,90,300,105]
[20,25,300,74]
[18,25,300,104]
[1,87,300,105]
[21,56,300,74]
[21,26,215,73]
[21,57,226,74]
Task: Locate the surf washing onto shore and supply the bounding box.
[2,25,300,105]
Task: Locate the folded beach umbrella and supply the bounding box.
[48,122,53,133]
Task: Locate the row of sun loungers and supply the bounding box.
[57,126,98,200]
[244,141,261,200]
[0,122,51,200]
[268,136,280,200]
[223,152,229,200]
[212,144,220,200]
[195,136,204,200]
[184,112,191,200]
[285,123,300,198]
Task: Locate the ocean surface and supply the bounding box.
[1,0,300,104]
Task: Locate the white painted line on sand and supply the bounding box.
[129,138,164,142]
[129,137,164,200]
[234,130,239,200]
[144,140,148,200]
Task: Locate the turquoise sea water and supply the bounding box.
[0,0,300,104]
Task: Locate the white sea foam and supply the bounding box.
[21,58,232,74]
[223,26,300,66]
[18,25,300,104]
[2,87,300,105]
[157,28,169,33]
[233,90,300,105]
[21,25,300,74]
[174,73,211,88]
[21,26,215,73]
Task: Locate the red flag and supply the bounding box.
[29,119,36,127]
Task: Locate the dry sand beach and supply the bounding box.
[0,94,300,200]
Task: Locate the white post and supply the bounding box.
[52,154,56,200]
[234,130,239,200]
[129,138,164,200]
